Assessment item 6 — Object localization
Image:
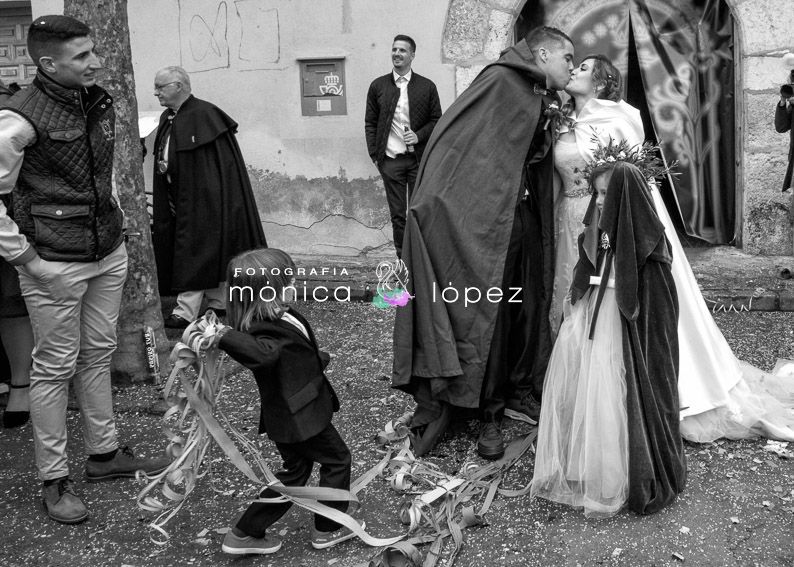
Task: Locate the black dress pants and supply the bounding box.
[235,422,352,537]
[480,198,550,422]
[379,153,418,258]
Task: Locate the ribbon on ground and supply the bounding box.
[354,416,537,567]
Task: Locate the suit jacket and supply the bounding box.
[365,71,442,166]
[218,307,339,444]
[775,100,794,191]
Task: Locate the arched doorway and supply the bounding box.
[515,0,739,245]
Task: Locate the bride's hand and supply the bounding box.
[563,291,573,320]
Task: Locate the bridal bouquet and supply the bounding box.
[576,136,679,185]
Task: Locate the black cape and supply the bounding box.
[392,40,557,409]
[152,95,266,294]
[571,162,687,515]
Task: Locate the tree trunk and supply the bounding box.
[64,0,169,385]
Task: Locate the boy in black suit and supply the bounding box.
[205,248,358,555]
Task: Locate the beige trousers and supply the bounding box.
[17,243,127,480]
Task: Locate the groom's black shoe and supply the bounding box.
[477,420,505,460]
[410,404,451,457]
[504,393,541,425]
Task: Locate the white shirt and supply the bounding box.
[280,311,309,340]
[385,69,412,158]
[0,110,36,263]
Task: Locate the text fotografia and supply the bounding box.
[433,283,523,306]
[232,267,349,277]
[229,282,352,302]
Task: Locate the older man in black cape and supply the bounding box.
[392,27,574,459]
[151,67,266,327]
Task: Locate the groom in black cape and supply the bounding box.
[392,27,575,459]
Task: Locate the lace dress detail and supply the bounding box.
[551,132,590,333]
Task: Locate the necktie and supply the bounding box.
[156,112,177,215]
[156,112,175,175]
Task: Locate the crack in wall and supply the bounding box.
[361,242,395,255]
[263,212,390,232]
[311,243,372,253]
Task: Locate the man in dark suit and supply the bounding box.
[365,35,442,258]
[776,81,794,193]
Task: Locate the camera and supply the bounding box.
[781,70,794,98]
[782,54,794,98]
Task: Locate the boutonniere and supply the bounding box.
[543,102,575,141]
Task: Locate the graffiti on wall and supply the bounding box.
[178,0,280,72]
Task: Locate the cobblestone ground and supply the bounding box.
[1,303,792,567]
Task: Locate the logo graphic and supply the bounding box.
[372,260,412,309]
[319,73,344,96]
[100,118,114,141]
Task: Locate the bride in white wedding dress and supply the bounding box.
[552,55,794,443]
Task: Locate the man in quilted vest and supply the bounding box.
[0,15,169,525]
[365,35,442,258]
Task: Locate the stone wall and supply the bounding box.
[442,0,527,94]
[733,0,794,254]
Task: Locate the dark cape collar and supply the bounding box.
[488,39,555,98]
[167,94,238,150]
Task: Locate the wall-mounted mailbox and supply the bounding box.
[298,57,346,116]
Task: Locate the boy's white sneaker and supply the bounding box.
[221,530,282,555]
[310,520,366,550]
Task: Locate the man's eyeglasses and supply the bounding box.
[153,81,179,93]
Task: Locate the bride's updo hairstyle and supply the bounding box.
[585,54,622,102]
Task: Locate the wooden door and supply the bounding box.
[0,3,34,87]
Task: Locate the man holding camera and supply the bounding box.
[775,70,794,193]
